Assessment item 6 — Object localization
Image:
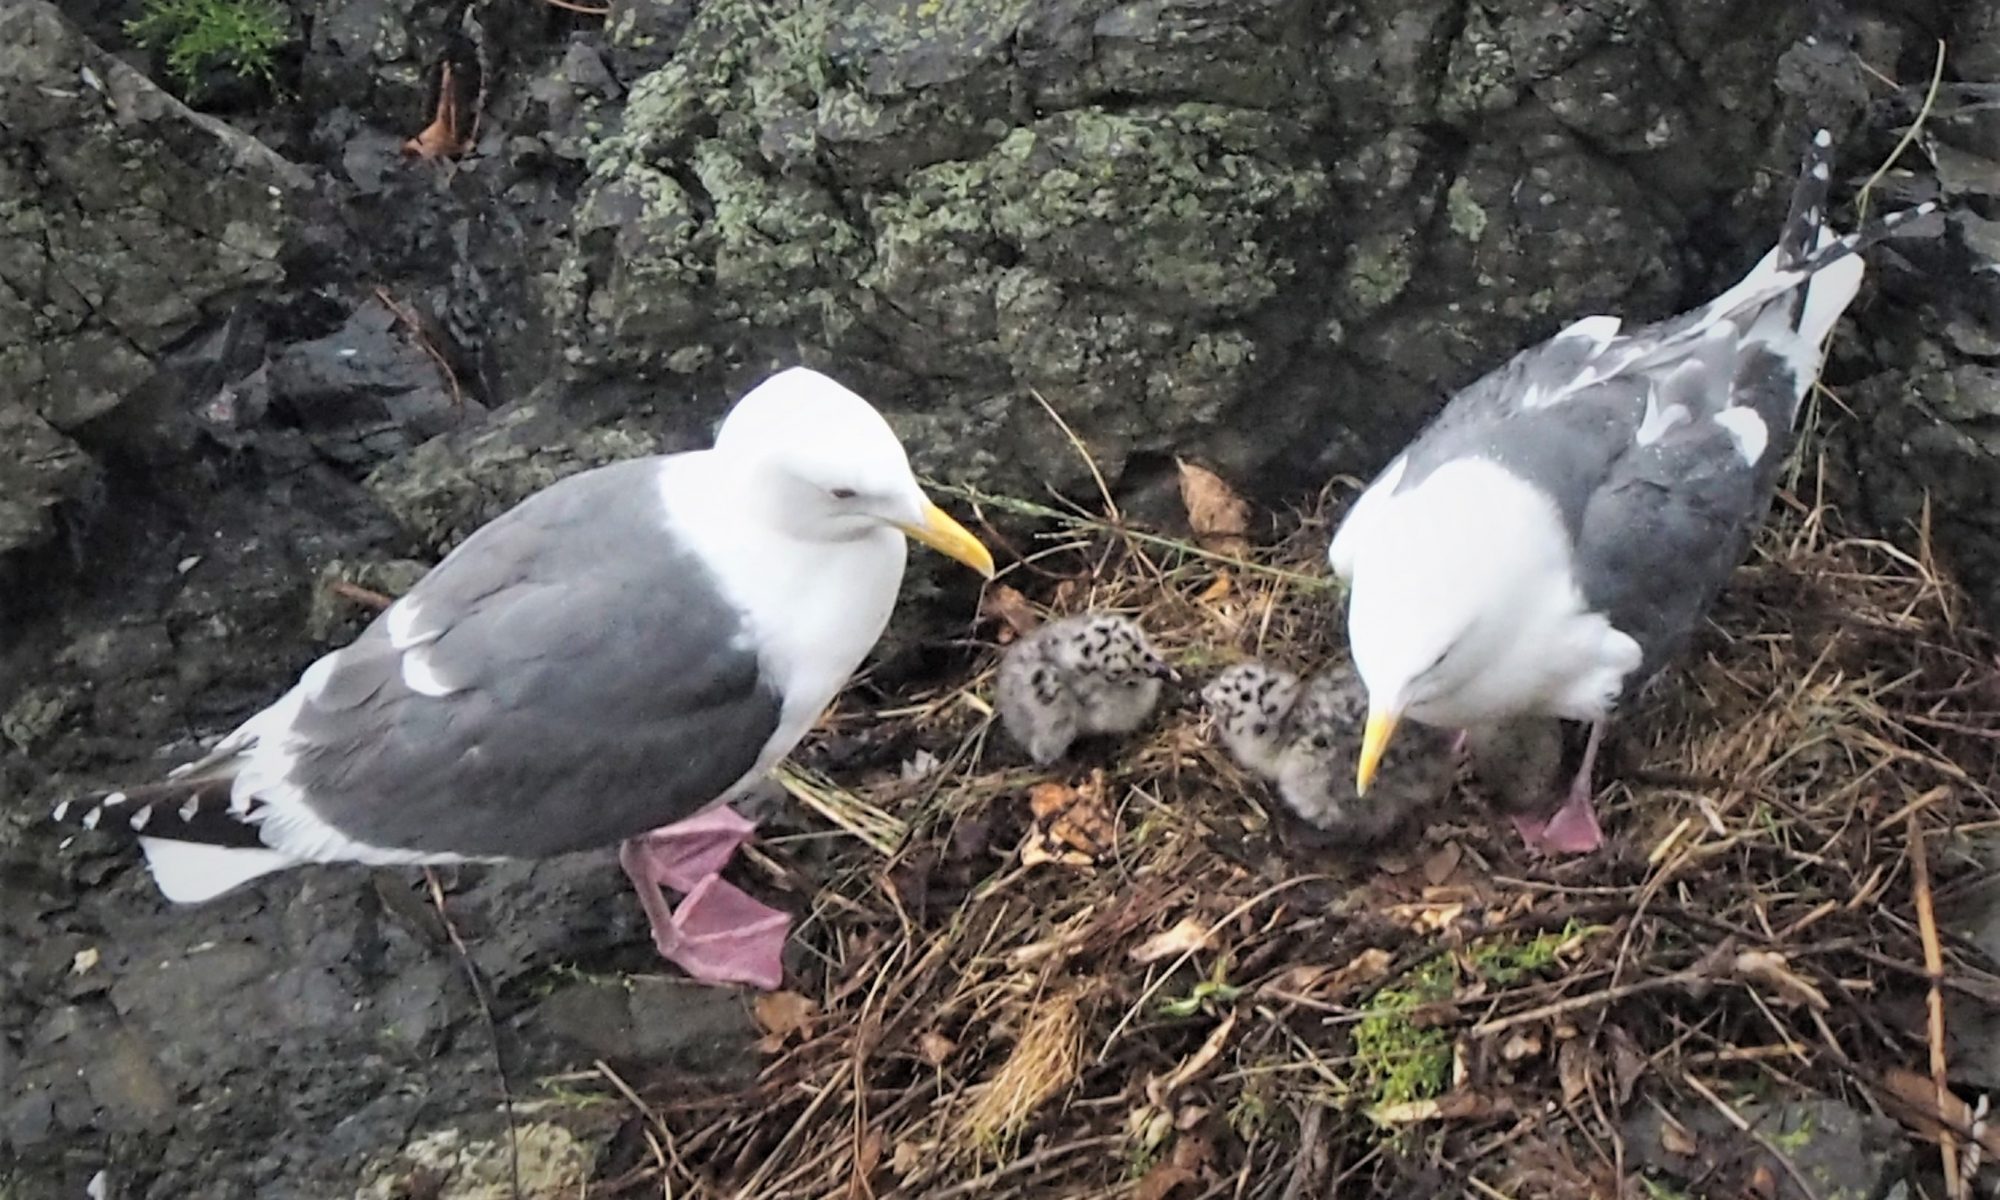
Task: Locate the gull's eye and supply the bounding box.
[829,487,858,500]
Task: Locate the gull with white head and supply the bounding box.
[51,366,996,990]
[1328,128,1935,854]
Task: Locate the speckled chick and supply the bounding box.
[1271,668,1454,844]
[1198,661,1304,780]
[996,613,1174,765]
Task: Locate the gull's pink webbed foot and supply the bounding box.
[617,804,791,991]
[1511,720,1608,856]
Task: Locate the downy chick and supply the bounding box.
[1201,660,1449,844]
[996,613,1175,765]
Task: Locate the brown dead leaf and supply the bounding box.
[1659,1113,1699,1157]
[1877,1066,2000,1158]
[402,62,474,160]
[1147,1011,1238,1107]
[978,583,1040,643]
[1731,949,1829,1011]
[1371,1091,1507,1125]
[1421,842,1464,886]
[1273,947,1394,999]
[1028,781,1075,821]
[848,1128,880,1192]
[1134,1131,1214,1200]
[752,991,816,1050]
[1176,460,1252,556]
[1747,1162,1779,1200]
[1133,1158,1196,1200]
[1556,1037,1591,1105]
[1605,1023,1648,1107]
[1196,572,1233,604]
[918,1031,956,1067]
[1130,917,1214,965]
[1020,775,1117,868]
[1385,900,1466,934]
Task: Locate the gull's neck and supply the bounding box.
[655,453,906,766]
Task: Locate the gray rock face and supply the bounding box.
[542,0,1850,510]
[0,0,304,561]
[1625,1095,1909,1200]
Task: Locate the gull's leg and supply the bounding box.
[616,806,791,990]
[625,804,760,891]
[1510,720,1607,855]
[618,836,688,958]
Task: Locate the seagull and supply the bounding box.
[1328,128,1936,854]
[994,613,1175,765]
[49,366,996,990]
[1201,660,1450,843]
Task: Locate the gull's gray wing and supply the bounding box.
[278,456,786,858]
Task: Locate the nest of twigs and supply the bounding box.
[576,447,2000,1200]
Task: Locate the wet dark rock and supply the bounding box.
[605,0,697,81]
[268,302,488,464]
[364,400,665,550]
[0,0,302,561]
[1625,1094,1909,1200]
[538,975,761,1078]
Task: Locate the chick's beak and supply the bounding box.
[899,498,997,579]
[1356,705,1400,796]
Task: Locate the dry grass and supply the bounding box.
[569,456,2000,1199]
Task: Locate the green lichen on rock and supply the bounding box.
[2,683,81,754]
[355,1123,591,1200]
[1446,175,1489,241]
[871,106,1325,317]
[1341,231,1415,315]
[555,0,1330,494]
[364,406,665,552]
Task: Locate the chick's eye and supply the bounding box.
[829,487,858,500]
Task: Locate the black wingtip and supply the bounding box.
[48,777,267,849]
[1777,127,1839,270]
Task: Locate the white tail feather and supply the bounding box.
[138,837,297,903]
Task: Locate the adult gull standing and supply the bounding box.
[1327,129,1934,854]
[52,366,996,989]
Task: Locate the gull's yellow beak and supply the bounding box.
[899,498,997,579]
[1356,706,1400,796]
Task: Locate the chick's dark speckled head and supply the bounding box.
[1045,612,1175,685]
[1199,660,1304,781]
[1265,667,1453,846]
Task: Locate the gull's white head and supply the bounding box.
[1340,459,1568,794]
[714,366,995,578]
